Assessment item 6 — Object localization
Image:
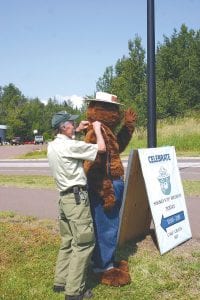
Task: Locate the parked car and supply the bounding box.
[2,141,10,145]
[24,140,35,145]
[10,137,22,145]
[34,135,44,145]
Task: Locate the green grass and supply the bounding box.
[183,180,200,197]
[0,174,56,189]
[123,116,200,156]
[18,150,47,159]
[0,212,200,300]
[0,175,199,197]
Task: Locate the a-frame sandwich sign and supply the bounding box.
[118,149,152,246]
[118,146,192,255]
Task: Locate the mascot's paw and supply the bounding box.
[103,200,115,210]
[114,260,129,273]
[102,179,116,210]
[97,268,131,287]
[124,108,137,125]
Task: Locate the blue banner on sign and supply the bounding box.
[160,211,185,232]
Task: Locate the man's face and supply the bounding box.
[62,121,75,138]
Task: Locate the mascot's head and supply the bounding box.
[85,92,122,129]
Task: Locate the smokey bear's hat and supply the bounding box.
[85,92,122,105]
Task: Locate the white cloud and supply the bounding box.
[41,94,84,108]
[65,94,84,109]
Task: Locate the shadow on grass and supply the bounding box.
[149,228,159,250]
[86,238,140,290]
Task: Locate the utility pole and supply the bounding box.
[147,0,157,147]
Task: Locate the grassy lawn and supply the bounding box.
[0,174,56,189]
[124,116,200,157]
[19,149,47,159]
[0,212,200,300]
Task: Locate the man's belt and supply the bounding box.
[60,185,87,196]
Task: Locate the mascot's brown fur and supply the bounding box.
[83,98,137,286]
[84,101,136,209]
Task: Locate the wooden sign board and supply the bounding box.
[118,149,152,246]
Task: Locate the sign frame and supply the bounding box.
[118,146,192,255]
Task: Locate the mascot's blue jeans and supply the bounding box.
[89,178,124,271]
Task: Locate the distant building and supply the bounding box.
[0,125,7,143]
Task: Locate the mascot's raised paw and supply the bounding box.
[97,268,131,287]
[124,108,137,125]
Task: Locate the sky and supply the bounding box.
[0,0,200,107]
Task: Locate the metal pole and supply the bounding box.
[147,0,157,147]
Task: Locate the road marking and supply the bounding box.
[0,160,199,168]
[178,162,200,168]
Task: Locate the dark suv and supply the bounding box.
[11,137,22,145]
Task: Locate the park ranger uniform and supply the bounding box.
[47,133,98,296]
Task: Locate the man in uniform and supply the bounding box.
[47,111,106,300]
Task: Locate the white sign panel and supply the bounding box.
[138,146,192,254]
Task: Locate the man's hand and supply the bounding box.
[76,120,90,132]
[92,121,102,132]
[92,121,106,152]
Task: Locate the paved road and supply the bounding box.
[0,158,200,180]
[0,186,58,219]
[0,145,199,179]
[0,159,50,175]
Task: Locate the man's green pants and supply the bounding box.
[54,191,95,296]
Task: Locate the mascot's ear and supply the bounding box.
[86,104,96,121]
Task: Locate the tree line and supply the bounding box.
[0,24,199,141]
[0,85,81,141]
[97,24,200,125]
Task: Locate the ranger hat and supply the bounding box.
[51,111,79,129]
[84,92,122,105]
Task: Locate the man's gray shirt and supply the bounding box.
[47,134,98,192]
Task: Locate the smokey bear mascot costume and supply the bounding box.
[83,92,137,287]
